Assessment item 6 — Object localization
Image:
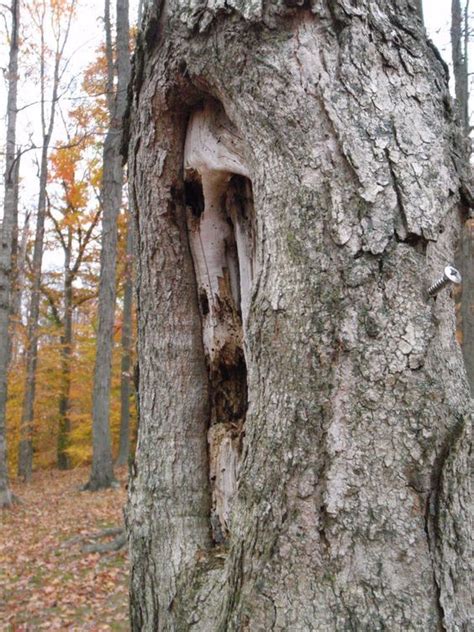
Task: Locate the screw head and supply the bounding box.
[444,266,462,285]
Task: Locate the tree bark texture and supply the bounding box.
[87,0,131,490]
[458,218,474,394]
[117,213,134,466]
[127,1,473,630]
[0,0,20,508]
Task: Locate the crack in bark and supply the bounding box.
[424,417,466,631]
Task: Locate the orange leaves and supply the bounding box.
[50,144,81,184]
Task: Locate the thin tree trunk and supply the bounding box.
[18,143,50,480]
[127,2,473,629]
[11,210,30,365]
[18,1,76,481]
[0,0,20,508]
[451,0,473,393]
[116,215,134,466]
[10,152,21,356]
[451,0,470,137]
[86,0,131,490]
[57,236,73,470]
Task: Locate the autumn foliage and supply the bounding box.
[4,42,136,474]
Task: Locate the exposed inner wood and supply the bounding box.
[184,102,254,541]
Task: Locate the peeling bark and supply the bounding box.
[127,2,473,629]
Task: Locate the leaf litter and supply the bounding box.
[0,467,129,630]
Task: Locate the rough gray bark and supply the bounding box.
[458,219,474,393]
[0,0,20,508]
[86,0,131,490]
[18,0,76,481]
[127,1,473,630]
[414,0,424,23]
[116,214,134,466]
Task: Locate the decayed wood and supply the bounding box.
[127,2,473,629]
[184,102,253,541]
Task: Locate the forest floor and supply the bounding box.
[0,467,129,630]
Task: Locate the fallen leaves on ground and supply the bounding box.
[0,467,129,630]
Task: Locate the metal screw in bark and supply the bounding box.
[428,265,462,297]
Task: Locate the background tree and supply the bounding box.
[18,0,77,481]
[451,0,470,137]
[2,29,137,479]
[85,0,131,491]
[127,1,472,629]
[46,132,102,469]
[451,0,473,394]
[0,0,20,508]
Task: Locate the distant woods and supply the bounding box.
[0,0,137,505]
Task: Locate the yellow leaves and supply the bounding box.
[50,144,80,184]
[68,180,88,209]
[7,289,136,473]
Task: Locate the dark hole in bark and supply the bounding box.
[184,179,205,217]
[210,351,248,428]
[400,231,428,254]
[199,291,210,316]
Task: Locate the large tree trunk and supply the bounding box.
[127,2,473,630]
[86,0,131,490]
[116,214,134,466]
[458,218,474,393]
[0,0,20,508]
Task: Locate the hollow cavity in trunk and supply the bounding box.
[184,102,254,542]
